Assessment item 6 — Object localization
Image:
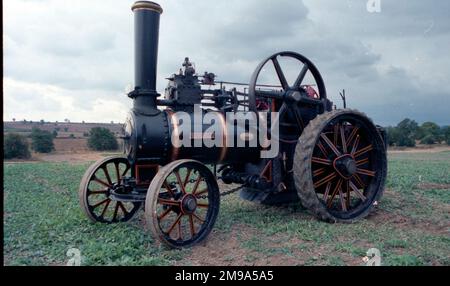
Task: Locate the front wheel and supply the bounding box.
[145,160,220,248]
[294,109,387,223]
[79,156,141,223]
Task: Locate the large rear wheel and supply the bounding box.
[294,109,387,222]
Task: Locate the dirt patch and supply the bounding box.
[175,224,312,266]
[33,152,106,163]
[4,151,112,164]
[414,182,450,190]
[368,207,449,236]
[388,145,450,154]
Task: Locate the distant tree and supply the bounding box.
[111,121,114,124]
[88,127,118,151]
[40,119,45,125]
[64,118,70,123]
[64,127,69,132]
[385,126,399,146]
[12,118,16,122]
[52,130,58,138]
[4,133,31,159]
[82,120,85,124]
[69,134,75,138]
[418,122,442,144]
[30,128,54,153]
[442,126,450,145]
[388,118,418,147]
[83,132,89,137]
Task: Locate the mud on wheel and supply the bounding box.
[79,156,141,223]
[294,109,387,223]
[145,159,220,248]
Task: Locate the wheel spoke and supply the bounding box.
[174,170,186,194]
[314,172,337,188]
[113,202,120,221]
[166,213,183,236]
[184,168,192,187]
[333,124,339,147]
[100,199,111,218]
[92,198,110,209]
[327,178,343,208]
[197,203,209,208]
[356,168,376,177]
[338,187,347,211]
[192,213,205,223]
[114,162,121,182]
[195,188,208,197]
[192,175,203,195]
[345,180,350,209]
[294,63,309,88]
[351,135,360,155]
[121,165,130,177]
[163,180,175,197]
[158,198,180,207]
[117,202,128,215]
[313,167,326,177]
[88,189,108,196]
[93,176,111,188]
[312,157,332,166]
[356,157,369,166]
[158,207,173,221]
[322,182,332,201]
[340,125,347,153]
[189,215,196,237]
[320,133,341,156]
[178,217,183,241]
[349,181,366,201]
[353,173,366,189]
[354,144,373,157]
[102,167,113,186]
[272,57,289,90]
[346,126,359,146]
[317,142,328,157]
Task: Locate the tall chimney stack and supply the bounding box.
[131,1,163,113]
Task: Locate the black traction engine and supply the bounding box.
[79,1,387,248]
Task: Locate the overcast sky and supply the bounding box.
[3,0,450,125]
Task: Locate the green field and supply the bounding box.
[3,151,450,266]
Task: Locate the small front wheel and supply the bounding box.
[145,160,220,248]
[79,156,141,223]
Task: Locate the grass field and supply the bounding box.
[3,151,450,266]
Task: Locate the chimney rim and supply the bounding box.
[131,1,163,14]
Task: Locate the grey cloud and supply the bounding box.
[3,0,450,125]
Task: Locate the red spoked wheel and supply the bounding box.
[79,156,141,223]
[145,159,220,248]
[294,109,387,222]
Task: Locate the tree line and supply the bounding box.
[4,127,118,159]
[386,119,450,147]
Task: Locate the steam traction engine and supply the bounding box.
[79,1,387,248]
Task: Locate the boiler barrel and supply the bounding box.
[123,110,262,165]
